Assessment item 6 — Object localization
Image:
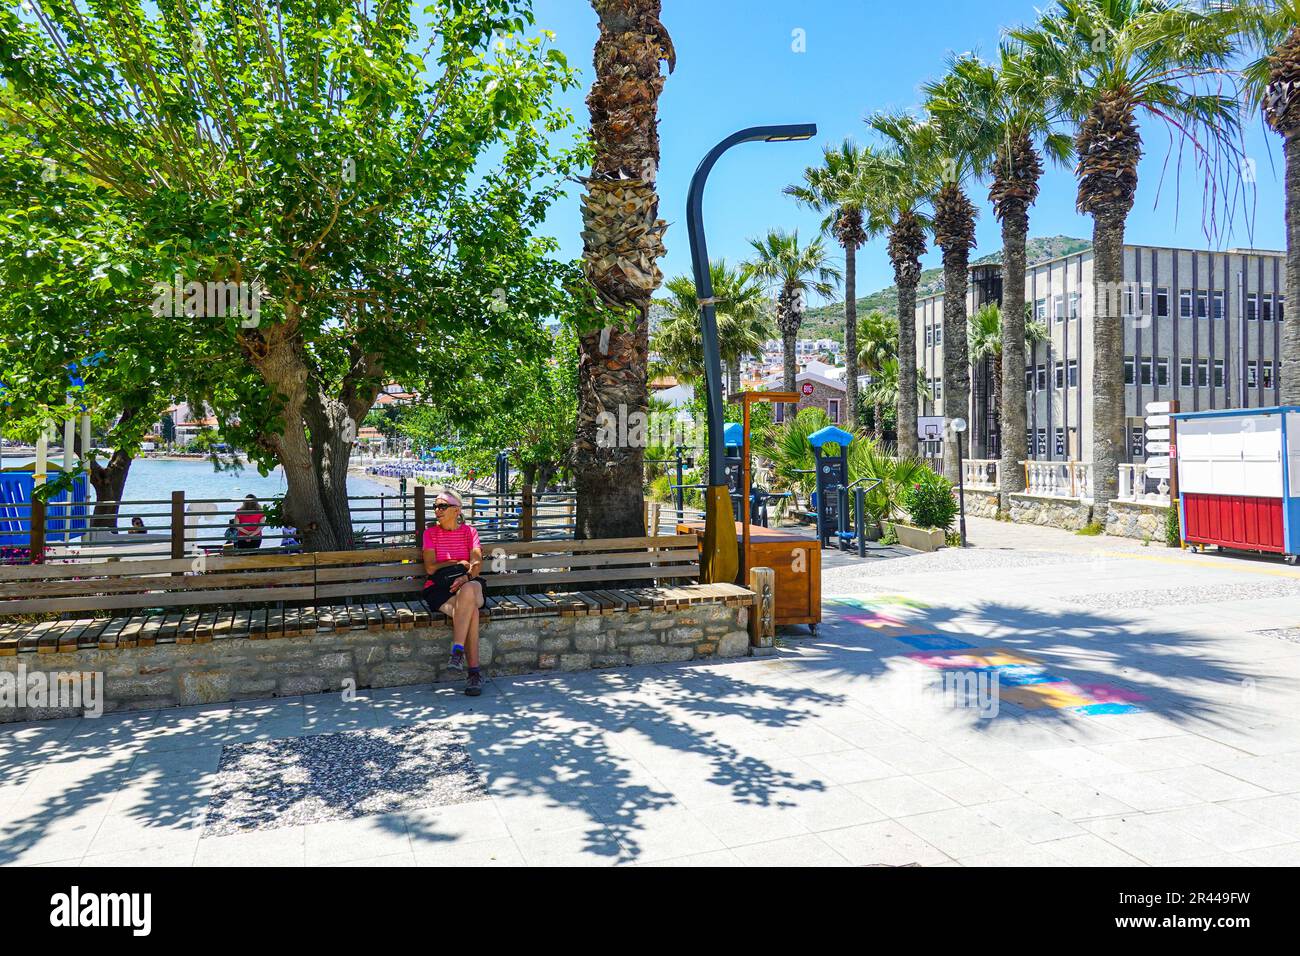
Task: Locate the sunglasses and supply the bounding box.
[434,502,458,511]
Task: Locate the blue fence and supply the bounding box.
[0,470,91,547]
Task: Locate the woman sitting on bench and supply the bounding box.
[422,490,485,696]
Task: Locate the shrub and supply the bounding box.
[1166,502,1181,547]
[1075,521,1104,536]
[901,470,958,530]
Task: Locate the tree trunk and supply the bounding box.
[873,398,884,444]
[1091,213,1127,515]
[87,453,132,530]
[574,0,671,540]
[781,328,798,394]
[727,356,741,401]
[999,203,1030,500]
[935,184,975,484]
[843,241,859,428]
[1283,130,1300,404]
[890,213,925,459]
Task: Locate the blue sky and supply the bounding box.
[530,0,1286,305]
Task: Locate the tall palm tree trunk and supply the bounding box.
[889,213,926,458]
[998,198,1030,502]
[843,240,859,427]
[1078,92,1139,517]
[778,284,802,393]
[934,184,975,483]
[574,0,672,540]
[873,398,884,443]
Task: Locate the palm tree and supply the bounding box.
[861,115,942,459]
[652,261,772,395]
[857,309,899,442]
[574,0,674,539]
[1225,1,1300,403]
[915,88,984,484]
[924,46,1073,503]
[861,356,936,431]
[968,302,1049,456]
[743,229,842,394]
[1012,0,1240,515]
[786,141,871,428]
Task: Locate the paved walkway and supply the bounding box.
[3,523,1300,866]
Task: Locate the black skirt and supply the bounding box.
[422,565,478,613]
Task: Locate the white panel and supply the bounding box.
[1175,413,1284,498]
[1289,412,1300,495]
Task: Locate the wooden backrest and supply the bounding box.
[0,535,700,617]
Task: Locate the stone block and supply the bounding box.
[628,644,693,665]
[717,631,750,658]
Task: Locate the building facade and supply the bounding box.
[916,243,1288,463]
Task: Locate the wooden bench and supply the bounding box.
[0,535,754,656]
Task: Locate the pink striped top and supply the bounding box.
[422,523,481,563]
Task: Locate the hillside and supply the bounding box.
[801,235,1090,344]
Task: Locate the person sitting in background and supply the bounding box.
[233,495,264,550]
[421,490,485,696]
[129,517,147,534]
[282,526,301,553]
[223,519,239,548]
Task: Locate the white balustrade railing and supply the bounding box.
[961,458,1000,490]
[1117,463,1170,504]
[1022,460,1093,500]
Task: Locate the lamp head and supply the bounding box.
[951,417,968,434]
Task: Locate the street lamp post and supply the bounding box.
[686,123,816,583]
[952,417,968,548]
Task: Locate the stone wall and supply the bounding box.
[962,489,1000,519]
[0,603,751,722]
[1104,499,1170,541]
[1007,492,1095,531]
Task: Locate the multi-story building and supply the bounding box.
[916,243,1287,464]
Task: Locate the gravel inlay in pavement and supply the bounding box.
[1064,580,1300,610]
[203,722,488,836]
[822,548,1094,582]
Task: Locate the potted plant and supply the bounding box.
[891,469,958,551]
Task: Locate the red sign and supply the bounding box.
[1169,444,1176,458]
[801,382,815,396]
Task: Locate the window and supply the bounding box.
[774,403,786,423]
[1055,361,1065,389]
[1054,428,1065,456]
[934,324,942,344]
[1124,356,1136,385]
[1035,298,1047,322]
[1180,290,1193,318]
[1140,357,1154,386]
[1053,294,1065,324]
[933,377,943,401]
[1263,362,1274,389]
[1247,293,1258,321]
[1156,287,1169,317]
[1248,361,1258,388]
[1067,359,1079,387]
[828,399,841,424]
[1036,428,1048,457]
[1278,296,1286,321]
[1156,358,1169,386]
[925,326,933,346]
[1131,427,1145,459]
[1212,290,1225,320]
[1213,359,1225,388]
[1124,287,1135,317]
[1197,359,1209,387]
[1180,358,1193,387]
[1196,290,1209,319]
[1069,291,1080,319]
[1036,364,1047,390]
[1025,366,1034,391]
[1262,296,1274,322]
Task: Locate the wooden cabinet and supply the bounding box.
[677,522,820,632]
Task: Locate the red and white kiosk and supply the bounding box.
[1172,405,1300,564]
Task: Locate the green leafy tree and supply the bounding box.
[967,303,1049,456]
[0,0,585,551]
[856,310,899,443]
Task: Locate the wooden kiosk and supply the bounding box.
[676,391,821,633]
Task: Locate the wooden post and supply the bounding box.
[748,566,776,650]
[414,485,426,541]
[29,498,45,564]
[170,490,185,562]
[520,483,534,542]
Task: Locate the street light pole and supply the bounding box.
[686,123,816,583]
[952,417,968,548]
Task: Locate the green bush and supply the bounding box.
[1166,501,1181,547]
[901,470,958,530]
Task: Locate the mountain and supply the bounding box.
[800,235,1091,344]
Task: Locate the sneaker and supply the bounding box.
[465,671,483,697]
[447,646,466,673]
